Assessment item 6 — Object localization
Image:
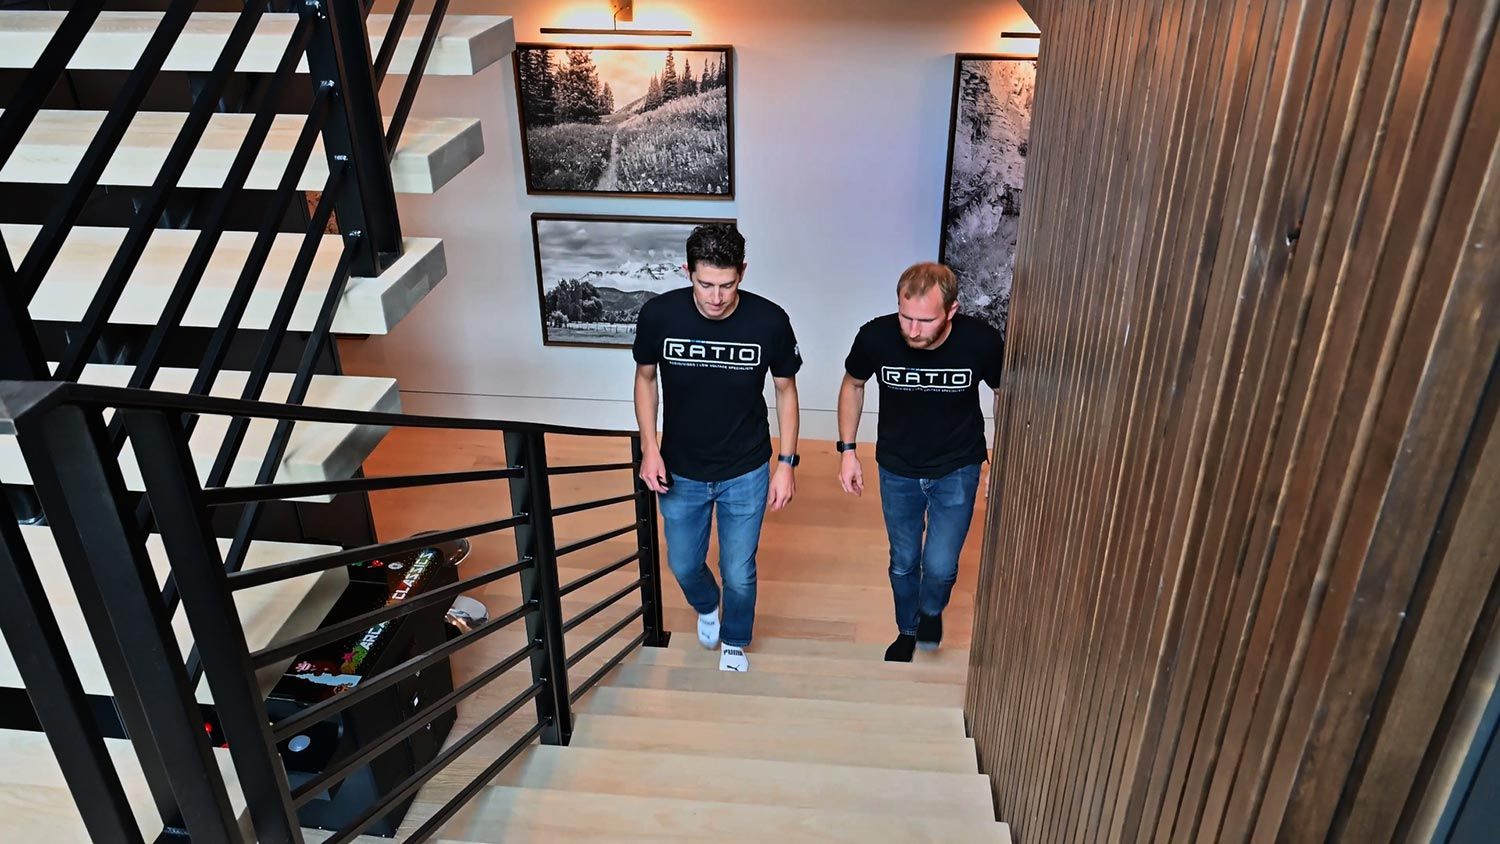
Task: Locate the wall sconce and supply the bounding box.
[541,0,694,37]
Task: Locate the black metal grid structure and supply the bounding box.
[0,380,670,842]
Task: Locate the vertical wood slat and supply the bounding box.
[965,0,1500,842]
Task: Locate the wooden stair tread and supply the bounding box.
[0,525,346,702]
[0,365,399,495]
[571,712,979,773]
[437,785,1011,843]
[0,730,246,842]
[670,632,972,667]
[13,225,445,336]
[494,745,995,822]
[608,663,966,708]
[576,686,968,739]
[0,110,482,194]
[0,12,515,76]
[635,640,968,685]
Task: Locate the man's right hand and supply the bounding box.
[639,449,669,493]
[838,450,864,496]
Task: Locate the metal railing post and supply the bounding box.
[302,0,403,277]
[631,436,670,647]
[15,401,241,843]
[125,409,304,844]
[504,430,574,744]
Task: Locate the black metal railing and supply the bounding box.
[0,379,669,843]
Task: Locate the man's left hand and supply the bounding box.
[767,464,796,511]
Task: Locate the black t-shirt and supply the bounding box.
[844,314,1004,478]
[634,288,802,482]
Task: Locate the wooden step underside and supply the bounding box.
[11,224,446,336]
[0,110,483,194]
[0,12,515,76]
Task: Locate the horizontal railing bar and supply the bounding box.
[570,631,647,704]
[547,461,636,477]
[203,467,524,506]
[271,602,533,742]
[251,558,531,669]
[290,639,541,806]
[0,380,637,438]
[550,492,642,518]
[566,606,646,670]
[558,551,642,599]
[562,577,646,635]
[324,691,548,844]
[404,705,549,842]
[228,516,527,590]
[555,523,637,559]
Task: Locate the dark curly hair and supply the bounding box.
[686,223,745,272]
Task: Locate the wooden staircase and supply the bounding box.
[429,635,1012,843]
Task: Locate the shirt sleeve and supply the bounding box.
[982,329,1005,388]
[844,324,875,381]
[632,302,659,365]
[769,311,802,378]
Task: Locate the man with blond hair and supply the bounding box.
[836,262,1004,661]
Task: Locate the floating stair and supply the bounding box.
[0,110,483,193]
[0,365,399,494]
[0,526,344,703]
[0,12,515,76]
[11,225,446,336]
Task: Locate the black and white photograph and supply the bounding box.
[532,214,732,348]
[514,44,734,197]
[939,53,1037,338]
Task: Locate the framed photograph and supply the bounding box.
[532,213,735,348]
[939,53,1037,338]
[513,44,735,197]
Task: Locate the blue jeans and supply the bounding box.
[657,463,769,648]
[879,463,982,635]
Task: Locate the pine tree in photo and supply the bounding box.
[557,49,605,123]
[601,82,615,114]
[645,74,662,110]
[520,48,558,125]
[662,49,679,101]
[701,57,714,91]
[682,58,697,97]
[716,52,729,88]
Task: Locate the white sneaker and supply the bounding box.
[697,609,721,649]
[719,645,749,672]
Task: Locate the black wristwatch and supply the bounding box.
[777,453,800,467]
[836,440,857,453]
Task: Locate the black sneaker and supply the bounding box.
[916,613,943,651]
[884,633,916,662]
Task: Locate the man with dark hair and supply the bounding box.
[634,222,801,672]
[837,262,1004,662]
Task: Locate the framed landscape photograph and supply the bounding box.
[939,53,1037,338]
[513,44,735,197]
[532,213,735,348]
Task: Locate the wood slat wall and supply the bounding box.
[967,0,1500,841]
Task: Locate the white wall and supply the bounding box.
[342,0,1036,439]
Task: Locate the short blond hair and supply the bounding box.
[897,262,958,309]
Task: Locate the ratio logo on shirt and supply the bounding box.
[663,338,762,369]
[880,366,973,391]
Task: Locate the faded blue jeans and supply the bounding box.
[657,463,769,648]
[878,463,982,635]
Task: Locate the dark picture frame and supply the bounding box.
[531,213,737,349]
[938,52,1037,338]
[513,43,736,198]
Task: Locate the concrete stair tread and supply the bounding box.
[437,785,1012,843]
[0,730,245,842]
[636,639,968,685]
[0,12,515,76]
[671,632,972,667]
[493,745,995,822]
[608,662,966,708]
[13,225,445,336]
[0,110,482,194]
[576,686,968,739]
[0,525,345,702]
[571,712,979,773]
[0,364,399,495]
